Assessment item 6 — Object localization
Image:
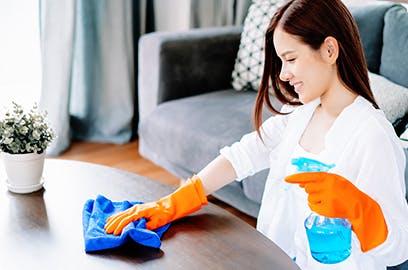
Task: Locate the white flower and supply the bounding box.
[3,137,13,145]
[25,143,33,152]
[32,129,41,140]
[3,128,11,136]
[0,102,54,154]
[19,126,29,134]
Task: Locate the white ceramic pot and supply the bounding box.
[2,152,45,194]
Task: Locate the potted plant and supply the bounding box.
[0,102,55,193]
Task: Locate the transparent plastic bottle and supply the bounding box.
[291,157,352,264]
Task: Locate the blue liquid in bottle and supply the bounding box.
[291,157,352,264]
[304,213,351,264]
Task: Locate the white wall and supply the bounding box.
[0,1,41,112]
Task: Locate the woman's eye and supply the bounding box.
[287,58,296,63]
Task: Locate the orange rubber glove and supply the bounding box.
[104,175,208,235]
[285,172,388,252]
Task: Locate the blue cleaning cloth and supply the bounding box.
[82,194,170,252]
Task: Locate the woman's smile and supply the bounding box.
[291,81,303,93]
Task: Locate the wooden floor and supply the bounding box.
[56,140,257,227]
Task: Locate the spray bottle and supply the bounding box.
[291,157,352,264]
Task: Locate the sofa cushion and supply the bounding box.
[349,4,395,73]
[369,72,408,126]
[380,5,408,88]
[140,90,258,175]
[139,89,279,208]
[231,0,285,91]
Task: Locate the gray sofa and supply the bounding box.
[138,0,408,223]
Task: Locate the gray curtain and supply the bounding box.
[39,0,249,156]
[39,0,154,155]
[190,0,250,27]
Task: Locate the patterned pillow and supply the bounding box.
[231,0,285,91]
[368,72,408,125]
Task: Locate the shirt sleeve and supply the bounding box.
[352,117,408,266]
[220,112,289,181]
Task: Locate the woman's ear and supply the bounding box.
[322,36,339,64]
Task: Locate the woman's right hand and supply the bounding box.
[104,201,161,235]
[104,175,208,235]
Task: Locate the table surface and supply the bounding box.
[0,159,299,270]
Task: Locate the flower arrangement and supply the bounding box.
[0,102,54,154]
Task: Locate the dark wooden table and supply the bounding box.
[0,159,299,269]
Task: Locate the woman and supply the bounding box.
[105,0,408,269]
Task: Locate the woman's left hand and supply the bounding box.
[285,172,388,252]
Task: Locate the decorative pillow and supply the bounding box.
[231,0,285,91]
[380,4,408,88]
[368,72,408,125]
[348,3,395,73]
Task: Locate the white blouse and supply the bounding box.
[220,96,408,270]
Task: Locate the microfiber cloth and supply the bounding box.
[82,194,171,252]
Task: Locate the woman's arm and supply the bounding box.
[105,156,236,234]
[197,155,238,195]
[196,110,292,195]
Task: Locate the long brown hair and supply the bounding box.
[254,0,378,133]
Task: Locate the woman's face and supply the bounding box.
[273,27,336,104]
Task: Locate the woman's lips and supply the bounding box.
[292,82,303,92]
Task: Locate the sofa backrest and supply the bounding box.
[349,3,396,74]
[380,4,408,89]
[350,3,408,88]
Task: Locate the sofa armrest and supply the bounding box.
[138,26,242,120]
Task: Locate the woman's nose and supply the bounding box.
[279,68,291,81]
